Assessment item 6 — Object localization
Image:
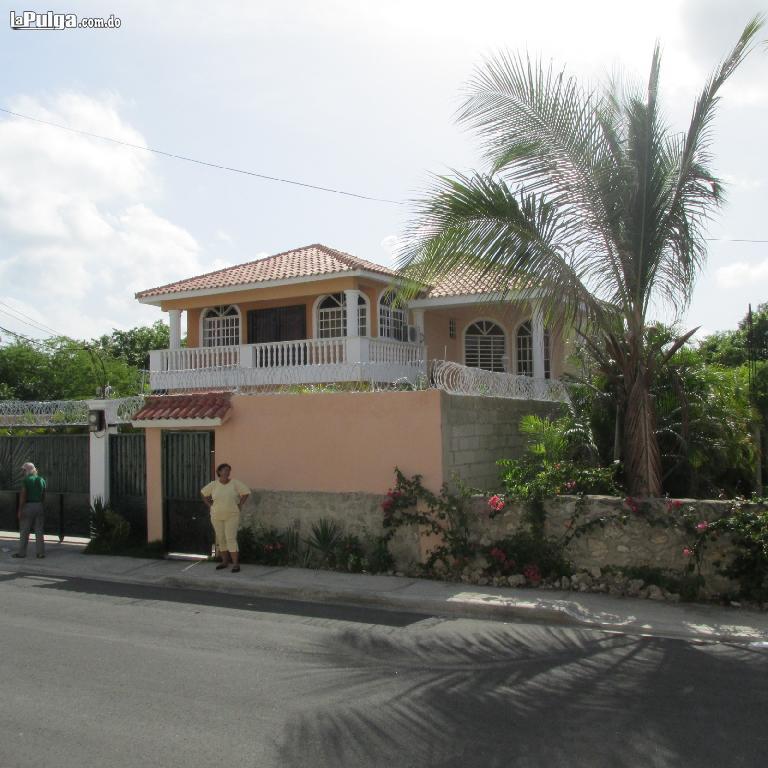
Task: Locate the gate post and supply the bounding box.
[145,428,163,543]
[86,399,118,507]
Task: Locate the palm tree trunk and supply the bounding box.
[623,369,662,497]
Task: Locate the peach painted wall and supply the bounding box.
[145,428,163,542]
[422,303,568,377]
[214,389,444,494]
[173,277,392,347]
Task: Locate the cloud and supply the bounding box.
[715,260,768,289]
[0,92,207,340]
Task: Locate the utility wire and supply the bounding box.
[0,106,405,206]
[0,301,61,337]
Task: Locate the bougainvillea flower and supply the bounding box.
[487,495,505,512]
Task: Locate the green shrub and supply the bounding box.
[237,526,292,566]
[307,518,344,567]
[499,458,620,502]
[709,502,768,604]
[84,498,131,554]
[484,532,571,582]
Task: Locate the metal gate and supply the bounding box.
[163,431,214,555]
[109,433,147,542]
[0,434,90,537]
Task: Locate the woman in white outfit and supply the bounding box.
[200,463,250,572]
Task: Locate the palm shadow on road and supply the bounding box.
[274,623,768,768]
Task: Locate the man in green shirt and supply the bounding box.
[13,462,47,558]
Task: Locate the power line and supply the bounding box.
[0,302,61,337]
[0,106,405,206]
[1,106,766,235]
[706,238,768,243]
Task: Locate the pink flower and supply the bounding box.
[682,547,693,557]
[523,564,542,584]
[696,521,709,532]
[488,495,505,512]
[564,480,577,491]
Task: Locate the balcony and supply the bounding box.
[147,337,427,391]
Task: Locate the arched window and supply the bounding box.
[465,320,506,372]
[516,320,551,378]
[201,305,240,347]
[317,293,368,338]
[378,291,407,341]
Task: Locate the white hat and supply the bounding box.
[21,462,36,474]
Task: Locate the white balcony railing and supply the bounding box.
[149,337,425,390]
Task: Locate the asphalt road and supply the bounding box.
[2,571,766,768]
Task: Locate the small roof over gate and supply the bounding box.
[131,392,232,428]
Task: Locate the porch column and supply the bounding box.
[344,289,360,336]
[532,303,546,379]
[168,309,182,349]
[412,309,425,342]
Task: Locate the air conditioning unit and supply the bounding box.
[407,325,423,343]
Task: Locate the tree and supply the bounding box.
[399,17,763,496]
[96,320,170,370]
[698,302,768,367]
[0,335,145,400]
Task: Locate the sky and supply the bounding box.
[0,0,765,345]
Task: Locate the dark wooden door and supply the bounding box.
[247,305,306,343]
[163,431,214,555]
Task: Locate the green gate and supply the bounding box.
[0,434,90,537]
[163,431,214,555]
[109,433,147,542]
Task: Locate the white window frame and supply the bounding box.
[464,319,506,372]
[516,319,551,378]
[200,305,241,347]
[378,290,408,341]
[313,293,369,338]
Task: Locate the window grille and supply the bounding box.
[379,291,407,341]
[318,293,368,338]
[449,318,456,338]
[202,305,240,347]
[465,320,506,372]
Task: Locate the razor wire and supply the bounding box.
[430,360,570,403]
[0,396,146,427]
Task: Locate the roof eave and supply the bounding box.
[408,289,538,309]
[136,269,399,306]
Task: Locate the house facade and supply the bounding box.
[132,244,568,552]
[135,243,566,391]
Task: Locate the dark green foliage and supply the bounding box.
[708,501,768,604]
[237,526,292,566]
[484,532,571,581]
[499,458,620,501]
[307,518,344,567]
[95,321,171,370]
[0,329,161,400]
[382,468,477,574]
[84,498,131,554]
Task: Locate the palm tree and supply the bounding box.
[399,17,764,497]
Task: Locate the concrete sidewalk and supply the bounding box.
[2,535,767,645]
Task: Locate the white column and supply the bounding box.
[86,399,117,506]
[532,303,545,379]
[344,289,360,337]
[412,309,425,340]
[168,309,182,349]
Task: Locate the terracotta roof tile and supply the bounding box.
[425,267,522,298]
[132,392,232,422]
[136,244,396,299]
